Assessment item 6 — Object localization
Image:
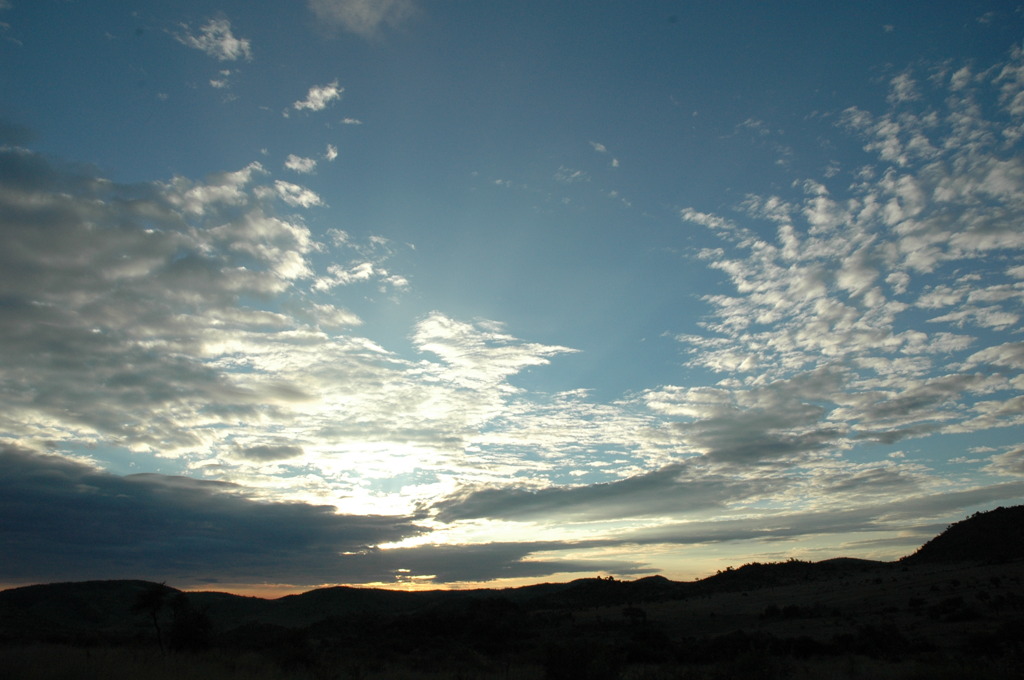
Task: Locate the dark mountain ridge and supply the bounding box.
[2,505,1022,654]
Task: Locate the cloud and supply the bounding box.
[985,446,1024,476]
[0,444,423,585]
[589,141,620,168]
[412,313,577,389]
[887,72,919,104]
[554,166,588,183]
[237,444,305,461]
[292,80,343,112]
[431,463,764,523]
[0,148,334,454]
[308,0,417,38]
[284,154,318,174]
[310,302,363,328]
[274,179,323,206]
[967,342,1024,369]
[621,481,1024,547]
[0,145,609,528]
[643,368,848,465]
[664,45,1024,474]
[6,39,1024,590]
[311,237,411,294]
[0,445,648,586]
[175,18,252,62]
[324,144,339,161]
[332,542,644,585]
[209,70,233,89]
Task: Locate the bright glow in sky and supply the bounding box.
[3,1,1024,594]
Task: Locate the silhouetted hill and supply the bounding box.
[693,557,890,593]
[257,585,468,628]
[4,505,1024,652]
[0,580,174,642]
[901,505,1024,565]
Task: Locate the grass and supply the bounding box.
[1,644,1022,680]
[0,644,300,680]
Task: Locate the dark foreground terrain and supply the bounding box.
[2,506,1023,679]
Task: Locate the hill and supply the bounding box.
[901,504,1024,565]
[2,506,1023,678]
[4,506,1022,635]
[0,579,173,643]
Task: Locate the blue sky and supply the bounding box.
[3,0,1024,594]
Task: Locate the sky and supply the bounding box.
[2,1,1024,596]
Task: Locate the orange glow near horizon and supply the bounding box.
[177,570,670,599]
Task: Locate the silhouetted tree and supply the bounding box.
[131,582,170,653]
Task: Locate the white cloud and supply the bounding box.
[292,80,343,112]
[164,161,266,216]
[888,72,919,104]
[311,302,363,328]
[412,313,577,390]
[680,208,737,233]
[554,166,588,183]
[967,342,1024,370]
[0,147,623,524]
[6,37,1024,588]
[209,70,232,89]
[0,149,330,456]
[314,261,377,289]
[175,18,252,62]
[985,446,1024,475]
[308,0,417,37]
[284,154,318,174]
[273,179,323,207]
[665,45,1024,470]
[311,236,411,295]
[927,305,1019,330]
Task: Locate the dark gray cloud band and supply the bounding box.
[0,445,638,587]
[0,444,423,584]
[431,462,771,523]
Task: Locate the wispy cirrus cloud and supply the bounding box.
[174,17,252,62]
[308,0,417,38]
